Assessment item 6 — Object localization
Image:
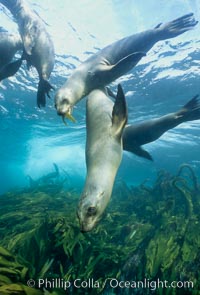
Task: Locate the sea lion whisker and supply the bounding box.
[62,115,67,125]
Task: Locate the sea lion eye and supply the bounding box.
[87,206,97,216]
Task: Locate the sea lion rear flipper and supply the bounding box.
[111,84,128,138]
[178,94,200,121]
[158,13,198,39]
[0,58,22,82]
[125,145,153,161]
[37,79,55,108]
[183,94,199,109]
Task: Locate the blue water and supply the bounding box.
[0,0,200,194]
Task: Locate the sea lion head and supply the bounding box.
[77,189,108,233]
[54,87,76,124]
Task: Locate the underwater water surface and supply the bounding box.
[0,0,199,193]
[0,0,200,294]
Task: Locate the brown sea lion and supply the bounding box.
[77,85,127,232]
[55,13,198,122]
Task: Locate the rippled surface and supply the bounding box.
[0,0,200,193]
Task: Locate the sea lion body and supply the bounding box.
[0,0,55,107]
[0,31,23,81]
[123,95,200,160]
[77,85,127,232]
[55,13,198,121]
[0,32,22,68]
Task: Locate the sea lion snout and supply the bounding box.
[55,97,70,114]
[77,192,103,232]
[55,97,76,123]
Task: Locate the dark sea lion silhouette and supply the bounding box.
[0,0,55,107]
[0,31,23,81]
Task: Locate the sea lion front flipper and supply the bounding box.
[37,78,55,108]
[109,52,146,79]
[0,58,23,82]
[111,84,128,138]
[23,24,38,55]
[24,35,34,55]
[94,52,146,82]
[125,145,153,161]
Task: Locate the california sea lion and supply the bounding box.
[122,94,200,160]
[77,85,127,232]
[0,0,55,107]
[0,31,23,81]
[55,13,198,122]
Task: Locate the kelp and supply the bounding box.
[0,163,200,294]
[177,163,199,193]
[0,246,43,294]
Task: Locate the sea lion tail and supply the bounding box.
[157,13,198,39]
[178,94,200,122]
[37,78,55,108]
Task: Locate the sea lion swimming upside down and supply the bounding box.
[77,85,127,232]
[55,13,198,123]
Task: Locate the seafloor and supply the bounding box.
[0,163,200,295]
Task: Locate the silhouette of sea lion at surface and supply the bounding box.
[0,31,23,81]
[0,0,55,107]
